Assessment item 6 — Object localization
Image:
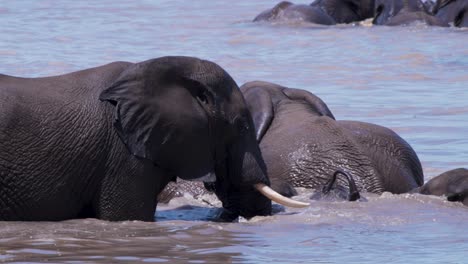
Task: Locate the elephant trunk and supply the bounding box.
[213,133,308,220]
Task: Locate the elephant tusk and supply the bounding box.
[254,183,310,208]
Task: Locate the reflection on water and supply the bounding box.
[1,0,467,263]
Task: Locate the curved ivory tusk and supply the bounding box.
[254,183,310,208]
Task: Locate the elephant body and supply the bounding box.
[253,1,336,25]
[373,0,449,26]
[0,56,274,221]
[434,0,468,27]
[240,81,423,197]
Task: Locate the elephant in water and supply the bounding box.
[433,0,468,27]
[253,0,375,25]
[240,81,424,198]
[0,57,306,221]
[311,0,375,24]
[253,1,336,25]
[419,168,468,205]
[159,81,468,207]
[373,0,449,26]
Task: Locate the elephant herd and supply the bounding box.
[254,0,468,27]
[0,56,466,222]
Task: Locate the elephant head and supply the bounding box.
[99,56,306,219]
[253,1,337,25]
[253,1,294,22]
[420,168,468,206]
[311,0,375,24]
[241,81,335,142]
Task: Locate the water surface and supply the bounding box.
[1,1,467,263]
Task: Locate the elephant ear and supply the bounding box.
[99,62,205,162]
[282,87,335,120]
[240,83,274,142]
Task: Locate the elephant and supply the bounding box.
[433,0,468,27]
[159,81,468,208]
[372,0,449,26]
[0,56,305,222]
[159,80,421,201]
[310,0,375,24]
[239,81,424,198]
[253,1,336,25]
[418,168,468,205]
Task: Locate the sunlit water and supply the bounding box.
[1,1,467,263]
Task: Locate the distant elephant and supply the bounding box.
[373,0,449,26]
[253,1,336,25]
[311,0,375,24]
[433,0,468,27]
[0,56,305,222]
[419,168,468,205]
[240,81,424,198]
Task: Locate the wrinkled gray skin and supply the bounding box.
[433,0,468,27]
[159,80,423,201]
[253,1,336,25]
[159,82,468,207]
[418,168,468,206]
[0,56,272,221]
[311,0,376,23]
[373,0,449,26]
[239,81,424,197]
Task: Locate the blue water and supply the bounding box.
[1,1,467,263]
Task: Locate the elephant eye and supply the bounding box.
[181,77,214,106]
[196,90,209,105]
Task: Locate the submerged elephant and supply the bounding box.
[418,168,468,205]
[433,0,468,27]
[0,56,306,222]
[253,1,336,25]
[253,0,375,25]
[311,0,375,24]
[373,0,448,26]
[240,81,424,198]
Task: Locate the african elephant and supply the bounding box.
[419,168,468,205]
[240,81,424,198]
[159,82,468,207]
[373,0,449,26]
[433,0,468,27]
[311,0,375,24]
[253,1,336,25]
[0,56,305,222]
